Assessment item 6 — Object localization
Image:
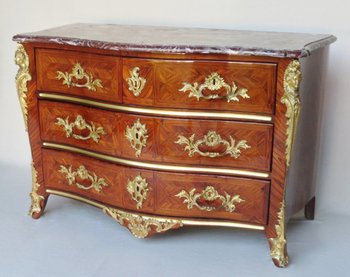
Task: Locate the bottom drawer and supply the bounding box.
[42,149,270,224]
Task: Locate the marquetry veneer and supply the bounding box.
[13,23,336,267]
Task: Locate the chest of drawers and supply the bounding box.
[13,23,336,267]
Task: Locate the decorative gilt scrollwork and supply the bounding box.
[127,67,146,96]
[15,44,32,131]
[269,201,289,267]
[282,60,302,167]
[125,119,148,157]
[104,207,183,238]
[127,174,149,209]
[179,72,249,102]
[176,186,244,212]
[58,165,108,192]
[56,115,106,143]
[175,130,250,158]
[56,63,103,91]
[29,163,45,216]
[268,60,300,267]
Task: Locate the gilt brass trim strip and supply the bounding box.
[38,93,272,122]
[46,189,265,230]
[42,142,270,179]
[47,189,105,209]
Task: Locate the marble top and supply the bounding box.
[13,23,336,58]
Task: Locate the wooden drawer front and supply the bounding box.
[123,58,276,114]
[121,115,273,172]
[36,49,120,102]
[42,149,155,213]
[39,100,120,156]
[155,173,269,224]
[40,101,273,172]
[42,149,269,224]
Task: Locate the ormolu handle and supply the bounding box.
[56,63,103,91]
[58,164,108,192]
[56,115,106,143]
[176,186,244,212]
[175,130,250,158]
[179,72,249,102]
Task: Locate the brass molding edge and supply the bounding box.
[42,142,270,179]
[29,163,45,216]
[46,189,105,209]
[15,44,32,131]
[46,189,264,231]
[281,60,301,167]
[38,93,273,122]
[269,200,288,267]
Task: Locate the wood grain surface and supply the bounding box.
[39,100,273,171]
[36,48,120,102]
[16,26,334,267]
[42,148,270,224]
[123,58,277,114]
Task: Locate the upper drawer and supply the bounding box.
[36,49,120,102]
[123,58,277,114]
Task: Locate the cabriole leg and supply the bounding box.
[268,235,289,267]
[29,163,48,219]
[266,201,289,268]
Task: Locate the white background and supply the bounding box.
[0,0,349,276]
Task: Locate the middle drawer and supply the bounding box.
[39,100,273,171]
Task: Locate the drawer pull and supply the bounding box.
[58,164,108,192]
[127,174,149,209]
[175,130,250,158]
[179,72,249,102]
[125,119,149,157]
[127,67,146,96]
[56,115,106,143]
[56,63,103,91]
[176,186,244,212]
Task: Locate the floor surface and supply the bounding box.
[1,163,349,277]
